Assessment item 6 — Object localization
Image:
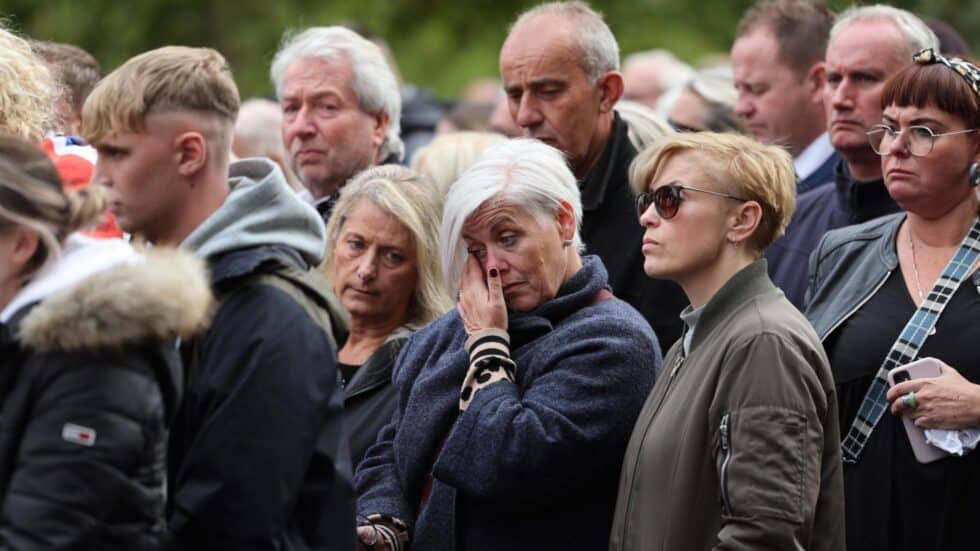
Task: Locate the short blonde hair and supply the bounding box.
[0,26,58,140]
[411,131,508,202]
[82,46,239,145]
[323,165,452,326]
[630,132,795,253]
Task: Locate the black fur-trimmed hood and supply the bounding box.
[17,247,212,353]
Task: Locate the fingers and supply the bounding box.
[887,379,925,402]
[486,267,503,306]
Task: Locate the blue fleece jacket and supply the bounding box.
[355,255,661,551]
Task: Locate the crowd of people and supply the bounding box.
[0,1,978,549]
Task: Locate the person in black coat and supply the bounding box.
[0,136,212,549]
[322,165,452,469]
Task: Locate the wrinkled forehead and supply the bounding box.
[500,16,587,77]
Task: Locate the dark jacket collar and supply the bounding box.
[833,159,898,223]
[344,334,408,398]
[689,259,776,351]
[508,255,608,348]
[579,112,634,212]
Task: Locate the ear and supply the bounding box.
[805,62,826,105]
[174,131,207,177]
[10,227,40,274]
[556,200,577,241]
[597,71,624,114]
[371,111,391,153]
[726,200,762,246]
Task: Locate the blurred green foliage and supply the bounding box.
[2,0,977,101]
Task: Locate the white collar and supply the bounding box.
[793,132,835,181]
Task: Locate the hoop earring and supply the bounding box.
[970,162,980,187]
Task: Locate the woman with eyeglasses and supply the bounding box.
[806,50,980,550]
[610,132,843,551]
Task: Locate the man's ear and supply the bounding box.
[597,71,624,114]
[556,200,577,241]
[175,132,207,177]
[727,200,762,246]
[372,111,391,153]
[806,62,826,105]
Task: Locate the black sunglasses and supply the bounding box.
[635,183,750,220]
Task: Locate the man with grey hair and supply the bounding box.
[499,0,687,350]
[767,4,939,308]
[271,25,402,221]
[622,49,694,109]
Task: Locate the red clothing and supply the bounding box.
[41,136,121,239]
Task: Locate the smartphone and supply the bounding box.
[887,357,947,464]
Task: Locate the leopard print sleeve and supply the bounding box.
[459,328,517,412]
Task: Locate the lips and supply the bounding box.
[885,167,915,179]
[294,149,325,163]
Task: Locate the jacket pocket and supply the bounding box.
[714,407,807,523]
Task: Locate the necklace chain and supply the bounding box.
[908,227,926,303]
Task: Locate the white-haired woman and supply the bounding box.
[322,165,452,469]
[354,139,661,551]
[611,132,843,550]
[0,136,210,548]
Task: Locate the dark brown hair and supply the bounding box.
[880,61,980,128]
[736,0,835,76]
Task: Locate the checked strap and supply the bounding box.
[841,216,980,464]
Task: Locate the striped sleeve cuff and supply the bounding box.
[460,328,516,411]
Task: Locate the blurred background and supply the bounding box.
[2,0,975,102]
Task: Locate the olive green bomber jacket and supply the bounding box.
[609,260,844,551]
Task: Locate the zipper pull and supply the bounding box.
[667,352,684,382]
[719,413,734,515]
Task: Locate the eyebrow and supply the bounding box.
[504,77,567,93]
[882,114,946,127]
[281,89,343,103]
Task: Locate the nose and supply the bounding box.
[830,80,853,112]
[284,104,316,143]
[638,201,661,228]
[513,92,543,130]
[92,162,111,189]
[482,247,509,275]
[884,128,911,158]
[356,249,379,281]
[734,92,754,118]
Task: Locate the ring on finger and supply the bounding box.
[903,391,918,411]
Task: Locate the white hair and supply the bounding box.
[511,1,619,83]
[623,49,695,94]
[235,98,285,157]
[831,5,939,59]
[270,26,404,161]
[440,138,583,293]
[615,100,675,151]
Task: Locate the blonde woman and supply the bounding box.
[0,25,57,140]
[323,165,452,468]
[611,132,843,551]
[0,136,210,548]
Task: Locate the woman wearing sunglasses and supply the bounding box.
[610,132,843,551]
[806,50,980,550]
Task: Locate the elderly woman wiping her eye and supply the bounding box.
[353,139,661,551]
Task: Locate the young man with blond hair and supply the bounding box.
[84,46,355,550]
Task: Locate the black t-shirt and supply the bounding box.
[827,266,980,551]
[338,362,359,387]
